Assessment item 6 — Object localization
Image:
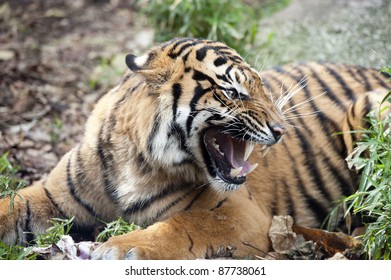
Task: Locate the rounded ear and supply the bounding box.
[125,54,149,71]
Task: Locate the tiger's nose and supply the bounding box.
[269,124,286,141]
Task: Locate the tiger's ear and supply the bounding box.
[125,54,149,72]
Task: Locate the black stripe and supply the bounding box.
[369,70,390,88]
[121,72,134,85]
[97,127,118,203]
[177,41,201,57]
[270,184,278,216]
[172,83,182,121]
[123,183,188,215]
[24,200,35,244]
[294,128,334,203]
[210,198,228,211]
[281,180,296,218]
[153,188,195,221]
[262,72,312,134]
[196,46,208,61]
[192,70,217,84]
[319,150,354,197]
[352,66,372,91]
[74,146,88,193]
[214,57,228,67]
[324,64,355,101]
[44,187,67,218]
[182,51,191,63]
[135,152,152,175]
[224,65,234,82]
[126,81,143,95]
[304,64,346,110]
[184,185,208,211]
[170,38,195,52]
[379,68,391,79]
[362,94,372,117]
[282,143,329,223]
[168,122,189,152]
[66,155,100,220]
[215,73,230,83]
[147,110,161,154]
[186,84,210,135]
[96,93,129,204]
[287,66,342,139]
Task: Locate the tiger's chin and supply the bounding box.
[202,127,260,192]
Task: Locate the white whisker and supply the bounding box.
[283,91,327,114]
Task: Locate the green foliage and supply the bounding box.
[0,242,36,260]
[34,217,75,246]
[96,217,139,242]
[142,0,259,55]
[0,153,26,211]
[257,0,291,17]
[331,69,391,259]
[0,217,74,260]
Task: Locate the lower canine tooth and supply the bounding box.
[230,167,243,178]
[247,163,258,174]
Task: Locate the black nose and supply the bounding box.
[268,124,286,140]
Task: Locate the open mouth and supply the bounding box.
[203,127,260,185]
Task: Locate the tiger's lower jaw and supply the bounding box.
[210,178,244,192]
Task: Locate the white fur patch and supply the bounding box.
[134,54,149,68]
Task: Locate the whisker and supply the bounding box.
[283,91,327,114]
[284,111,322,120]
[275,79,308,110]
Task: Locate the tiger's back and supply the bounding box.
[250,62,390,227]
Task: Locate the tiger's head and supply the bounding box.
[125,38,286,192]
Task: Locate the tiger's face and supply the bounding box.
[126,38,286,192]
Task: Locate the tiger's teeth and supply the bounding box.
[262,147,271,157]
[247,163,258,175]
[230,167,243,178]
[261,145,267,151]
[244,142,255,161]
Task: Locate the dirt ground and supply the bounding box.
[0,0,153,183]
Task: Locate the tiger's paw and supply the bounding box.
[91,236,147,260]
[91,229,166,260]
[91,243,143,260]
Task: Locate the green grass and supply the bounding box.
[96,217,140,242]
[142,0,258,56]
[329,67,391,259]
[34,217,74,247]
[0,153,26,211]
[0,243,36,260]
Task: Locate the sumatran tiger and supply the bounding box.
[0,38,389,259]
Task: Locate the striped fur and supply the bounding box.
[0,38,390,259]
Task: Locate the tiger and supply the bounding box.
[0,37,390,260]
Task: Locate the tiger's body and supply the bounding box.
[0,38,389,259]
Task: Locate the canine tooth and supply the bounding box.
[261,145,267,151]
[262,147,271,157]
[230,167,243,178]
[243,142,255,161]
[247,163,258,174]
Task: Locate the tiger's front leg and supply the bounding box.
[92,189,272,260]
[0,181,61,244]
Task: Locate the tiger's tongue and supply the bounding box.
[215,134,254,177]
